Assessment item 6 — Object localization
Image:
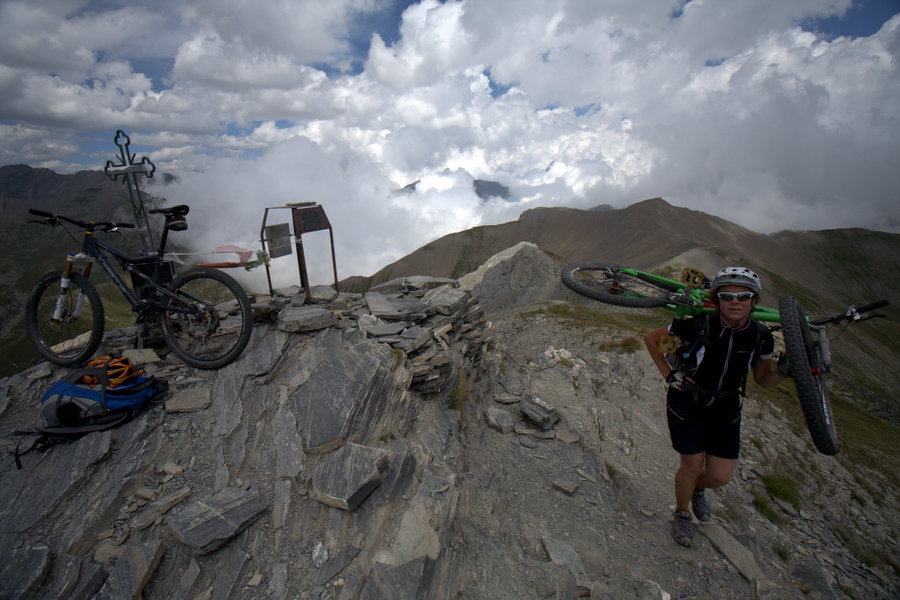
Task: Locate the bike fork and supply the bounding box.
[52,254,93,323]
[809,323,833,374]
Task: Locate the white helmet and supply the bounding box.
[712,266,761,294]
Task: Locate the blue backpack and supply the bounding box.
[39,368,160,433]
[15,359,165,469]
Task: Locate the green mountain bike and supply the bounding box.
[561,262,889,455]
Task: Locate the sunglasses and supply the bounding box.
[717,291,755,302]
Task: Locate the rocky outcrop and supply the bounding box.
[0,242,897,600]
[0,272,491,600]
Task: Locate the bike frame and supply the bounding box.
[621,267,782,322]
[52,224,194,324]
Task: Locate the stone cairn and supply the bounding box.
[272,275,489,394]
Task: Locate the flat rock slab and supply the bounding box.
[371,276,456,294]
[590,577,670,599]
[165,385,212,413]
[132,486,192,530]
[0,545,50,599]
[309,443,389,510]
[290,328,408,453]
[701,524,766,582]
[486,406,514,434]
[0,430,112,533]
[541,535,590,594]
[358,314,408,337]
[362,556,434,599]
[423,287,469,315]
[278,306,337,333]
[364,292,399,318]
[520,395,560,430]
[168,486,268,554]
[95,541,163,600]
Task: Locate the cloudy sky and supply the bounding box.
[1,0,898,285]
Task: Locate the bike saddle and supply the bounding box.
[149,205,190,217]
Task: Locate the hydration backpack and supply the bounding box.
[14,357,165,469]
[39,360,161,433]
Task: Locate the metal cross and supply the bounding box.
[104,130,156,250]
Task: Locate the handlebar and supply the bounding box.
[28,208,135,232]
[810,299,890,326]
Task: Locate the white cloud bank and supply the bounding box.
[1,0,899,286]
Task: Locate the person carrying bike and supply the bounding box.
[643,266,789,547]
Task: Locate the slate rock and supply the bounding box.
[541,535,590,594]
[316,545,361,585]
[165,385,212,413]
[274,405,304,478]
[423,286,469,315]
[701,524,766,583]
[364,292,399,318]
[278,305,337,332]
[172,558,201,600]
[309,442,389,510]
[519,395,560,430]
[210,546,250,600]
[590,577,670,599]
[486,406,514,434]
[362,556,435,600]
[358,314,408,337]
[168,486,268,554]
[0,430,112,533]
[94,541,164,600]
[132,485,192,530]
[289,328,410,453]
[310,285,339,303]
[791,557,839,600]
[0,544,50,599]
[371,276,456,294]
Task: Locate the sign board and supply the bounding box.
[292,206,331,234]
[264,223,292,259]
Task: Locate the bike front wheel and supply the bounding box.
[561,263,674,308]
[779,296,839,455]
[25,270,105,366]
[160,268,253,369]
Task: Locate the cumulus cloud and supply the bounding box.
[0,0,898,285]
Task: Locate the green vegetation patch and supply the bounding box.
[525,301,666,333]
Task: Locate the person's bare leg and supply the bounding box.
[695,455,737,490]
[674,452,705,511]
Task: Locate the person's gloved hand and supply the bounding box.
[666,370,690,391]
[776,352,791,378]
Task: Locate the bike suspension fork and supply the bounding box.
[53,254,94,322]
[808,323,833,373]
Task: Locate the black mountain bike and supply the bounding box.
[562,262,889,455]
[25,205,253,369]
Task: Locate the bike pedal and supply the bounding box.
[659,335,680,354]
[681,268,705,289]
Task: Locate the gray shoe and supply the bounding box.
[672,510,694,547]
[692,489,712,522]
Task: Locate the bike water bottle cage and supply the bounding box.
[712,266,761,294]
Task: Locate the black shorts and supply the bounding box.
[666,389,742,459]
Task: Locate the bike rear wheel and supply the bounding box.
[561,263,674,308]
[25,270,105,366]
[160,268,253,369]
[779,296,839,455]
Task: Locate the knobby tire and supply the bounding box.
[779,296,839,455]
[25,270,105,366]
[561,262,673,308]
[160,268,253,369]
